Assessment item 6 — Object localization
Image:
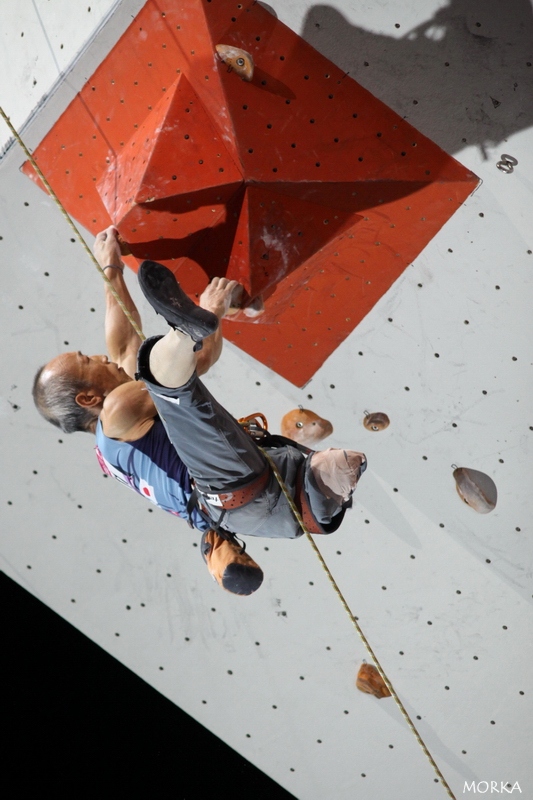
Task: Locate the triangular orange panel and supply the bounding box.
[133,74,242,204]
[97,73,243,224]
[227,185,361,297]
[214,2,468,186]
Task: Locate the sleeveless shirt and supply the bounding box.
[94,417,208,531]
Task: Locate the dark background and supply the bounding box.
[2,571,295,799]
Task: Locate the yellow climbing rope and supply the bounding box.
[0,106,145,343]
[3,108,456,800]
[261,448,456,799]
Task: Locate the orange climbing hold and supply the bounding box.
[356,663,391,699]
[281,407,333,447]
[363,412,390,432]
[216,44,255,81]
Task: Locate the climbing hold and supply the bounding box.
[223,283,245,316]
[356,664,391,699]
[224,293,265,319]
[242,294,265,317]
[363,412,390,432]
[453,467,497,514]
[117,233,131,256]
[281,407,333,447]
[216,45,255,81]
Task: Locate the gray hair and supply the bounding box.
[32,364,95,434]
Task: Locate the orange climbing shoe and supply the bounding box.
[200,530,264,596]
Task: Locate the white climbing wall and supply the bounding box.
[1,1,532,798]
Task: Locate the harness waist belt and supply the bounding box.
[199,464,271,510]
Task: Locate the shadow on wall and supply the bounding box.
[301,0,533,159]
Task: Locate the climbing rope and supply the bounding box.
[3,109,456,800]
[261,448,457,799]
[0,106,145,342]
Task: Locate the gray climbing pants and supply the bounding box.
[137,336,344,539]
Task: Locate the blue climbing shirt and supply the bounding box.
[95,417,208,531]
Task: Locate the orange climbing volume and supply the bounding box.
[23,0,478,386]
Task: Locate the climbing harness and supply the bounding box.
[3,108,457,800]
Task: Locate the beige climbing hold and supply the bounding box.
[224,283,244,316]
[363,412,390,432]
[216,45,255,81]
[281,407,333,447]
[243,294,265,317]
[223,293,264,319]
[453,467,497,514]
[356,664,391,699]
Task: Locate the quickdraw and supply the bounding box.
[237,412,270,442]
